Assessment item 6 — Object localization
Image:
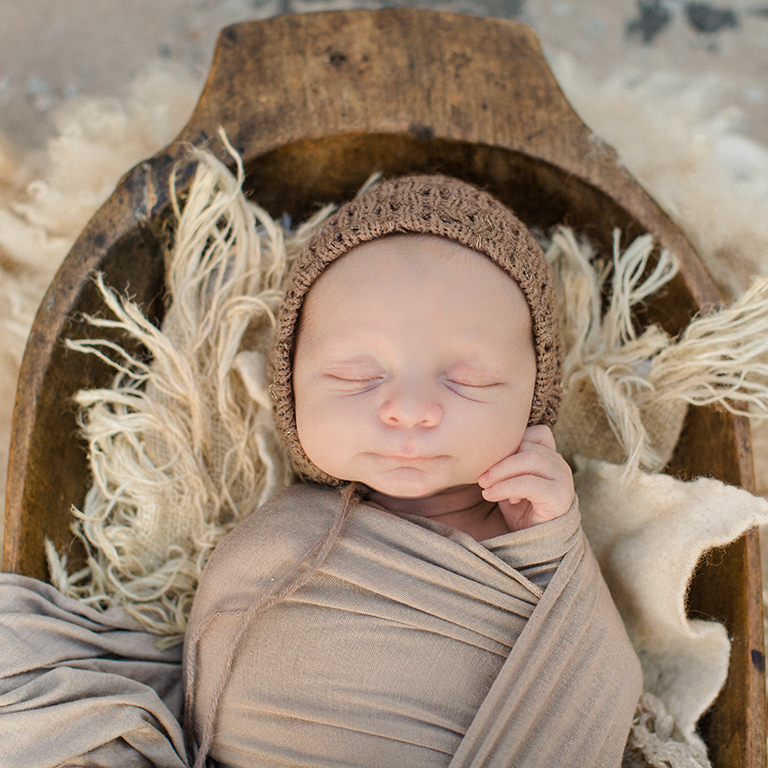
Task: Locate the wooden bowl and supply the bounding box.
[4,10,764,766]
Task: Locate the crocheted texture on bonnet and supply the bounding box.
[269,174,563,486]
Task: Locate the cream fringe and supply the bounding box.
[625,694,711,768]
[48,132,333,645]
[548,227,768,476]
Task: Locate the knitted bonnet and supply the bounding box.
[270,174,562,486]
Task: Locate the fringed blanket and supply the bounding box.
[184,485,641,767]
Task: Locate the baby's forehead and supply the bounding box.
[313,232,518,291]
[297,232,532,339]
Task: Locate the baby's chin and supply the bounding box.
[359,467,474,500]
[313,455,486,500]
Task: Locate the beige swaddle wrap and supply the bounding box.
[184,484,642,767]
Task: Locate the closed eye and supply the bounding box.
[324,373,385,391]
[442,377,504,402]
[443,377,502,389]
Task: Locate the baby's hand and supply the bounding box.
[477,425,574,532]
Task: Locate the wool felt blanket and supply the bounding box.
[184,485,642,768]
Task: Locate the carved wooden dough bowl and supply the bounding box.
[4,10,765,766]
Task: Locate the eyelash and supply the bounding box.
[326,374,384,392]
[442,377,500,389]
[329,374,383,383]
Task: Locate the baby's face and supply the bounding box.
[292,234,537,500]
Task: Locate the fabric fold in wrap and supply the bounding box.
[0,573,187,768]
[185,485,642,767]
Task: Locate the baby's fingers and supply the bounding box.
[481,474,572,515]
[478,439,565,489]
[478,427,575,526]
[519,424,557,451]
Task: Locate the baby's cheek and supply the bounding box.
[295,397,361,473]
[294,396,328,466]
[468,409,527,471]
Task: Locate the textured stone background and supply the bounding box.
[1,0,766,155]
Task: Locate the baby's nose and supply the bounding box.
[379,384,442,428]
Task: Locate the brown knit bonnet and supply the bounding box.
[269,174,562,486]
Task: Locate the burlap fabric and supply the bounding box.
[269,174,562,485]
[555,376,689,469]
[184,485,642,767]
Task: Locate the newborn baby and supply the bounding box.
[183,175,642,768]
